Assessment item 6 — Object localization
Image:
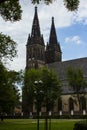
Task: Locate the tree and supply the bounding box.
[67,67,87,111]
[64,0,80,11]
[0,33,17,63]
[0,0,21,66]
[41,67,61,130]
[0,62,21,115]
[0,5,21,116]
[22,68,41,115]
[41,67,61,112]
[22,67,62,114]
[0,0,22,22]
[22,67,61,130]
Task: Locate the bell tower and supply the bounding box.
[45,17,62,63]
[26,7,45,69]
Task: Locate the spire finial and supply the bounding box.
[52,17,54,22]
[35,6,37,12]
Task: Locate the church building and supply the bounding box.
[23,7,87,116]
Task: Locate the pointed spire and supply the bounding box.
[49,17,58,45]
[26,7,45,69]
[49,17,61,52]
[31,6,41,37]
[45,17,62,63]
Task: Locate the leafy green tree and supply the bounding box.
[41,67,61,130]
[0,62,21,114]
[67,67,87,111]
[0,33,17,63]
[64,0,79,11]
[41,67,62,112]
[22,68,41,115]
[0,0,20,65]
[0,10,20,115]
[7,70,22,107]
[0,0,22,22]
[22,67,61,130]
[22,67,62,116]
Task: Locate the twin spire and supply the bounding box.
[31,6,60,47]
[27,7,62,67]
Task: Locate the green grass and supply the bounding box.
[0,119,81,130]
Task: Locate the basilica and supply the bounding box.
[23,7,87,116]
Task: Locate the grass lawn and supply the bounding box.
[0,119,81,130]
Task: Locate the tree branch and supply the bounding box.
[0,0,18,4]
[0,0,8,4]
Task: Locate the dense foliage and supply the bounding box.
[0,33,17,62]
[67,67,87,110]
[22,67,62,115]
[41,67,62,111]
[22,69,41,113]
[0,63,22,114]
[67,67,86,93]
[0,0,22,22]
[0,13,19,115]
[64,0,79,11]
[73,120,87,130]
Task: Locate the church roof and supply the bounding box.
[47,57,87,94]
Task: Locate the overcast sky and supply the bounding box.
[0,0,87,71]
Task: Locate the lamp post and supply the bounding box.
[49,111,51,130]
[45,86,49,130]
[34,80,43,130]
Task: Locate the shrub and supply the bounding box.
[73,120,87,130]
